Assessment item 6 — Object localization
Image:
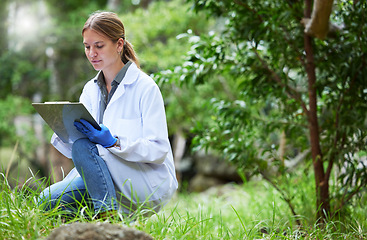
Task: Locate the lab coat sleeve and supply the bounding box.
[50,133,72,159]
[79,80,95,114]
[108,83,171,164]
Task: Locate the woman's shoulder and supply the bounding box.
[80,74,100,98]
[127,63,157,87]
[136,72,160,93]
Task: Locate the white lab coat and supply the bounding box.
[51,62,178,212]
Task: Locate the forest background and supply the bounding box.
[0,0,367,238]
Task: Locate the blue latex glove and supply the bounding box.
[74,119,117,148]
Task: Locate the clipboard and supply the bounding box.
[32,102,100,143]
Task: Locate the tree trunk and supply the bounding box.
[0,0,8,56]
[304,0,330,223]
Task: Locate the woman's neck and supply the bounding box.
[103,61,125,87]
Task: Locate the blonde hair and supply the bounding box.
[82,11,139,67]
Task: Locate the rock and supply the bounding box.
[45,222,153,240]
[189,174,227,192]
[193,151,242,182]
[187,151,245,192]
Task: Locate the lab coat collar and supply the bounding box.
[93,61,137,86]
[119,62,139,86]
[105,62,140,107]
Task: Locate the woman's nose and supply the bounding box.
[89,48,97,57]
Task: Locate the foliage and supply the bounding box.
[157,0,367,221]
[0,50,50,99]
[0,96,34,147]
[122,0,211,74]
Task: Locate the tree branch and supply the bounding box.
[335,182,365,214]
[325,95,344,181]
[233,0,263,22]
[234,0,307,71]
[260,171,302,226]
[252,47,309,116]
[301,0,335,40]
[326,55,365,181]
[279,25,307,69]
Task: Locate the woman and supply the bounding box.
[38,11,178,218]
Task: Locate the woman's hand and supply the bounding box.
[74,119,117,148]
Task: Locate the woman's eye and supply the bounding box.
[85,46,90,49]
[97,45,104,49]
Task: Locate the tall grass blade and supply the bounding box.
[231,205,247,236]
[5,140,19,178]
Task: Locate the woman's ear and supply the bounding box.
[117,38,124,53]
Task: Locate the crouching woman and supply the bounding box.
[38,11,178,219]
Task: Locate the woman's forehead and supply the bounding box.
[83,29,109,44]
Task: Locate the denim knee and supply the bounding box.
[37,176,89,213]
[37,186,54,211]
[72,138,97,167]
[37,186,67,211]
[72,138,91,158]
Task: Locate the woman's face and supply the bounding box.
[83,28,123,72]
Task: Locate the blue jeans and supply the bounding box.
[38,138,118,214]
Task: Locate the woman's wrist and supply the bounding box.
[107,137,120,149]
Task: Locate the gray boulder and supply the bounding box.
[46,222,153,240]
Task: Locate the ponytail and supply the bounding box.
[121,39,140,68]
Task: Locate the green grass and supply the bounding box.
[0,173,366,240]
